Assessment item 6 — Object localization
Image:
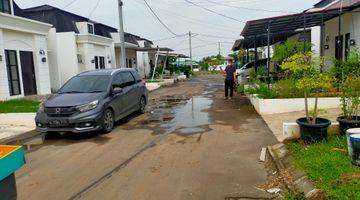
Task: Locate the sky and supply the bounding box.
[17,0,320,60]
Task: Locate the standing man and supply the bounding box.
[223,57,237,100]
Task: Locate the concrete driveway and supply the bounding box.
[15,75,277,200]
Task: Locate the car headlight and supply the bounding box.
[76,100,99,113]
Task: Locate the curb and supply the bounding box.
[0,130,45,150]
[267,143,326,200]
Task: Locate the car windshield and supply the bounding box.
[59,75,111,94]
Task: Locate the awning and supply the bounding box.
[241,3,359,37]
[232,29,310,50]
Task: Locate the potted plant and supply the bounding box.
[337,76,360,134]
[281,53,334,143]
[336,50,360,135]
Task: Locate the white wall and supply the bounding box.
[323,8,360,67]
[55,32,78,88]
[311,26,321,55]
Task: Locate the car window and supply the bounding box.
[120,72,135,87]
[59,75,111,93]
[131,71,142,83]
[112,73,124,88]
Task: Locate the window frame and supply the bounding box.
[120,71,136,87]
[5,50,21,96]
[0,0,12,14]
[87,23,94,34]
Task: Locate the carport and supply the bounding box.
[236,3,359,77]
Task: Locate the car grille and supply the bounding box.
[44,106,77,117]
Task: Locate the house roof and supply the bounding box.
[241,0,360,37]
[232,29,311,50]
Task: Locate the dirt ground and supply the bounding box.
[15,75,278,200]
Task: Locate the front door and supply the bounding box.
[335,35,344,60]
[19,51,37,96]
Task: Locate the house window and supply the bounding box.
[94,56,105,69]
[5,50,21,96]
[87,24,94,34]
[0,0,11,14]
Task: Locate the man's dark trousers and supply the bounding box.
[225,79,234,98]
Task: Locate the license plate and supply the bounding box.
[48,119,69,127]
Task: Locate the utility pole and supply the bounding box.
[189,31,193,71]
[118,0,126,68]
[218,42,221,55]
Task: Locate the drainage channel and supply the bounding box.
[68,94,214,199]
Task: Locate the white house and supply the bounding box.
[22,5,119,91]
[0,0,52,100]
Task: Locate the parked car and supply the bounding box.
[236,59,268,84]
[35,69,148,134]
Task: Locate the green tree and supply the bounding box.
[273,39,312,65]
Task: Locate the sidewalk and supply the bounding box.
[261,108,341,142]
[0,113,36,144]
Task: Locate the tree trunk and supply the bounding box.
[312,92,319,124]
[305,91,310,124]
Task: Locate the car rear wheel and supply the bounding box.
[102,109,114,134]
[139,96,146,114]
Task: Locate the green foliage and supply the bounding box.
[334,49,360,120]
[273,39,312,65]
[199,55,225,69]
[288,136,360,200]
[281,53,335,124]
[282,193,305,200]
[245,82,277,99]
[340,76,360,119]
[272,79,304,98]
[0,99,40,113]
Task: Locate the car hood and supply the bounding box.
[44,93,105,107]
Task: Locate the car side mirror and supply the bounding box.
[112,86,123,94]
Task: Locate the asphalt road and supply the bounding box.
[15,75,278,200]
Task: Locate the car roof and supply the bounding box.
[78,68,136,76]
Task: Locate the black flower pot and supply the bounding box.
[296,117,331,143]
[337,116,360,135]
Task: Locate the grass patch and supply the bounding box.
[0,99,40,113]
[146,79,162,83]
[288,136,360,200]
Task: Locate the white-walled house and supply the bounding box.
[22,5,119,91]
[0,0,52,100]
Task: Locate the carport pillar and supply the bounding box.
[254,35,258,72]
[267,22,271,80]
[246,48,249,63]
[151,47,160,81]
[320,14,325,57]
[161,51,169,79]
[303,14,307,53]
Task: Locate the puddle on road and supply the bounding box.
[148,96,213,136]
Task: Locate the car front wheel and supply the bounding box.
[102,109,114,134]
[139,96,146,114]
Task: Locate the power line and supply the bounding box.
[193,33,239,40]
[154,34,187,42]
[142,0,179,36]
[183,0,246,23]
[63,0,79,9]
[204,0,296,14]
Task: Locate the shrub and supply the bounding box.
[273,39,312,65]
[281,53,335,124]
[245,82,277,99]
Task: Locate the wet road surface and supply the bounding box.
[15,75,278,200]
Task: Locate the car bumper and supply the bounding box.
[35,112,103,133]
